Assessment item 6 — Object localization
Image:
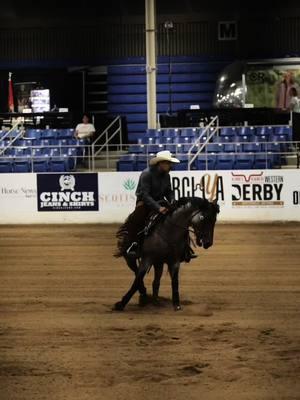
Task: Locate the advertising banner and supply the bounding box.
[0,170,299,224]
[246,66,300,108]
[37,173,99,212]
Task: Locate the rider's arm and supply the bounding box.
[137,171,161,211]
[165,174,175,203]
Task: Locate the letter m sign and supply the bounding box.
[218,21,237,40]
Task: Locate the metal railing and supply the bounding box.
[91,116,122,170]
[188,116,219,170]
[0,120,24,155]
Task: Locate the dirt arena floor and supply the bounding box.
[0,223,300,400]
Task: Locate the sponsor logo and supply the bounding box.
[231,172,284,207]
[123,178,136,191]
[100,177,137,207]
[37,173,99,211]
[172,173,225,202]
[0,186,36,198]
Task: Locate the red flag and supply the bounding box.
[8,72,14,112]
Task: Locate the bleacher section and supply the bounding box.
[0,129,87,173]
[107,57,228,142]
[117,125,293,171]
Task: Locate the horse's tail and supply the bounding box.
[114,222,130,258]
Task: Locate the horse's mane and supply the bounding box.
[176,196,210,209]
[176,196,220,214]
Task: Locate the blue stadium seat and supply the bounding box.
[128,144,144,153]
[136,154,150,171]
[145,129,160,138]
[14,159,31,173]
[58,129,74,139]
[161,128,180,138]
[67,138,78,146]
[144,144,162,154]
[206,143,223,153]
[164,143,177,153]
[234,135,249,143]
[0,159,13,173]
[25,129,41,139]
[213,136,226,143]
[16,139,32,147]
[254,154,274,169]
[266,142,281,152]
[256,126,273,136]
[195,154,216,170]
[223,143,239,152]
[234,154,255,169]
[180,128,197,137]
[32,160,49,172]
[172,155,188,170]
[274,126,291,136]
[220,127,238,137]
[242,143,262,153]
[41,129,58,139]
[49,159,68,172]
[174,136,193,145]
[160,137,173,144]
[216,153,235,170]
[253,135,269,143]
[61,148,77,170]
[32,148,45,157]
[118,154,136,171]
[141,137,159,145]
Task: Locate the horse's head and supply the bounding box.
[191,199,220,249]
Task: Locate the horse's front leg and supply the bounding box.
[114,258,152,311]
[168,261,181,311]
[124,255,147,298]
[152,263,164,305]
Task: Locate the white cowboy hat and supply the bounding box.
[149,150,180,166]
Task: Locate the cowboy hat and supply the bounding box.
[149,150,180,166]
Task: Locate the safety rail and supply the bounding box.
[0,140,299,172]
[91,116,122,170]
[188,116,219,170]
[0,120,24,155]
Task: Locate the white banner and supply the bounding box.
[0,170,299,224]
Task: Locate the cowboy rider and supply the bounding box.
[116,150,196,262]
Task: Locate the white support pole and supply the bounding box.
[145,0,157,129]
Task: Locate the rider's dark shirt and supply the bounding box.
[135,166,175,211]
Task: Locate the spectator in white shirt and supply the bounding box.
[75,114,95,140]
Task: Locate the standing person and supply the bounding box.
[115,150,197,262]
[276,71,300,109]
[75,113,95,165]
[290,87,300,144]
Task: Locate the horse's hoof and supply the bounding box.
[113,301,125,311]
[174,305,182,311]
[152,298,161,307]
[139,294,150,307]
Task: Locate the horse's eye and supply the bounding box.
[199,215,204,221]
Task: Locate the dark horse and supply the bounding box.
[114,197,219,311]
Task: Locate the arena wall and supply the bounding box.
[0,170,299,224]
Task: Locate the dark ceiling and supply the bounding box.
[1,0,300,20]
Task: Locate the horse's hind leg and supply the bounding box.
[152,263,163,305]
[125,256,147,297]
[114,258,152,311]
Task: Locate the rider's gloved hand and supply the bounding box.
[159,206,168,214]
